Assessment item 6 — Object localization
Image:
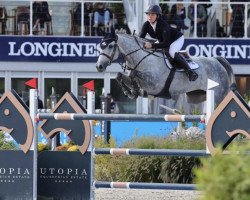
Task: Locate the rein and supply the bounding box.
[100,34,165,72]
[99,37,118,65]
[130,36,162,70]
[123,36,164,70]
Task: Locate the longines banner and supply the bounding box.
[0,36,101,63]
[0,36,249,64]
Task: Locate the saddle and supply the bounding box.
[157,51,199,99]
[165,50,199,71]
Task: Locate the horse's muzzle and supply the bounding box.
[96,64,105,72]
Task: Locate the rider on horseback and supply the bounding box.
[140,5,198,81]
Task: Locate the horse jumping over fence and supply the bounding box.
[96,32,235,106]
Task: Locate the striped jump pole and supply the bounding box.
[94,181,196,190]
[37,113,206,122]
[94,148,208,157]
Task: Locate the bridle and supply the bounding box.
[99,34,164,71]
[100,37,119,65]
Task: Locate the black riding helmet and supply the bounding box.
[145,5,162,15]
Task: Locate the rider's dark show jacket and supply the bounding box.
[139,17,183,49]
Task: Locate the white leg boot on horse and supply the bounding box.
[174,52,198,81]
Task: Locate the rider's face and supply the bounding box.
[146,13,157,24]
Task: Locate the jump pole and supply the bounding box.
[87,90,95,200]
[206,79,219,154]
[30,89,38,200]
[94,148,208,157]
[37,113,206,122]
[94,181,196,190]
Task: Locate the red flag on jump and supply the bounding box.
[83,80,94,91]
[25,78,37,89]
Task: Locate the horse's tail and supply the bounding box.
[215,57,236,85]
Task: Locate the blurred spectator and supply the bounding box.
[198,0,212,17]
[0,7,7,34]
[93,3,111,28]
[230,0,245,38]
[198,0,212,37]
[73,3,93,27]
[72,2,93,35]
[15,6,30,35]
[33,1,51,33]
[16,6,29,24]
[188,0,207,37]
[26,97,44,109]
[84,3,93,28]
[160,0,171,23]
[16,6,30,35]
[111,3,130,34]
[170,0,188,31]
[73,3,81,27]
[216,19,227,37]
[84,3,94,36]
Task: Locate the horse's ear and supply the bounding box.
[110,28,118,41]
[99,29,106,36]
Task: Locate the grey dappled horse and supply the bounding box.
[96,32,235,107]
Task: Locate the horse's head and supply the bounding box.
[96,32,119,72]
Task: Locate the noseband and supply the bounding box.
[100,37,118,65]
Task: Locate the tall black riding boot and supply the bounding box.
[174,52,198,81]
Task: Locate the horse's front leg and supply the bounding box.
[116,72,138,99]
[128,70,147,97]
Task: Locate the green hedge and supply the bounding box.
[0,132,16,150]
[195,142,250,200]
[95,134,205,183]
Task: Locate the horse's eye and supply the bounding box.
[108,45,113,49]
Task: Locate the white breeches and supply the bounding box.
[169,35,184,58]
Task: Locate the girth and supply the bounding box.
[155,67,176,99]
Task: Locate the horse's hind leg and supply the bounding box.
[116,73,138,99]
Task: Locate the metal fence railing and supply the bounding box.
[0,1,249,38]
